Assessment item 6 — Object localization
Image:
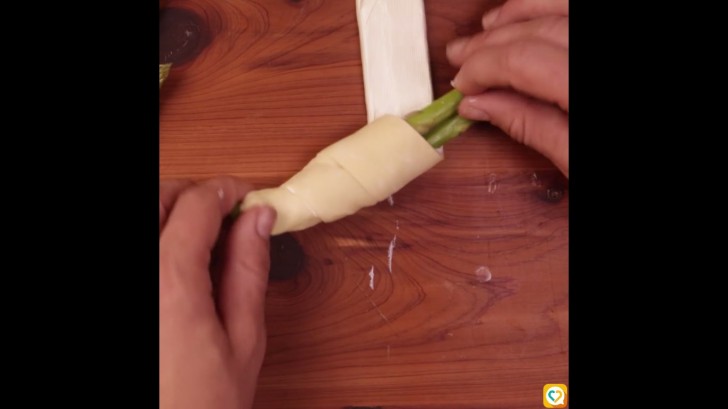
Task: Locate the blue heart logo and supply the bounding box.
[547,388,563,404]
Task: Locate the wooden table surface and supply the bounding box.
[160,1,569,408]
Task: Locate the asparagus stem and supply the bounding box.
[159,63,172,89]
[424,114,474,148]
[229,200,243,220]
[405,89,464,135]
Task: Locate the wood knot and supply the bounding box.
[544,187,565,202]
[531,171,568,204]
[286,0,324,10]
[159,7,213,66]
[269,233,305,281]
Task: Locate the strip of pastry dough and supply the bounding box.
[241,115,442,235]
[356,0,433,122]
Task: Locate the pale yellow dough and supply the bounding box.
[241,115,443,235]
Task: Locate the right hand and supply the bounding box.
[446,0,569,178]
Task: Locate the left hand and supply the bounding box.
[159,177,276,409]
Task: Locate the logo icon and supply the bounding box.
[543,384,567,408]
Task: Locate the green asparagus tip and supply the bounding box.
[159,63,172,89]
[405,89,465,135]
[229,200,243,220]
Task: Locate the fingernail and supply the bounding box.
[255,206,276,238]
[446,38,467,60]
[460,98,491,121]
[451,74,461,90]
[482,7,501,29]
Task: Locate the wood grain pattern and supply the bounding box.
[160,1,568,408]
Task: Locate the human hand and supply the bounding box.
[447,0,569,177]
[159,177,276,409]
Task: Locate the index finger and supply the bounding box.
[447,16,569,67]
[452,39,569,111]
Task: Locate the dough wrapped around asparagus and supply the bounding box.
[240,90,472,236]
[242,115,439,235]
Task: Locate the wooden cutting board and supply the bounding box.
[160,1,568,408]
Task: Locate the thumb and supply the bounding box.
[218,205,276,353]
[459,90,569,177]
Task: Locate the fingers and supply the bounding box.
[459,90,569,177]
[482,0,569,30]
[447,16,568,67]
[160,179,193,232]
[218,206,276,362]
[159,177,253,300]
[451,39,568,111]
[445,0,569,177]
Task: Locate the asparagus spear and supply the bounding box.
[406,88,473,147]
[405,88,464,136]
[159,63,172,89]
[424,114,474,148]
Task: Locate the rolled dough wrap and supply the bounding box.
[241,114,443,235]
